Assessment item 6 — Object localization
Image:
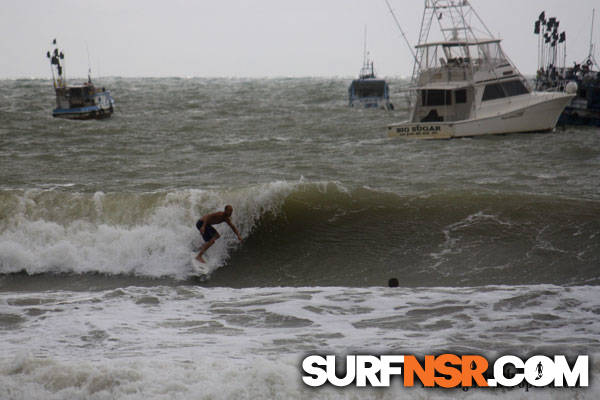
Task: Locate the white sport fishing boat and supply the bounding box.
[387,0,574,139]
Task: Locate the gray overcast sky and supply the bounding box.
[1,0,598,79]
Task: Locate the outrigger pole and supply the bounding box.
[383,0,419,68]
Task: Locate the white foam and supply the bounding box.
[0,183,302,279]
[1,285,598,399]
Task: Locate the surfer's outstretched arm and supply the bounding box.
[226,218,243,242]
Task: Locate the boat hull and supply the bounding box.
[52,89,115,120]
[557,96,600,127]
[388,92,574,139]
[349,96,393,110]
[558,108,600,127]
[53,105,113,120]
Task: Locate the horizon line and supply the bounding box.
[0,74,415,81]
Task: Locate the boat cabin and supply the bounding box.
[55,84,98,109]
[411,39,531,123]
[348,60,392,110]
[349,79,389,101]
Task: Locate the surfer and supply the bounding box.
[195,205,242,263]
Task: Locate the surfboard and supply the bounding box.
[190,252,206,274]
[191,250,217,277]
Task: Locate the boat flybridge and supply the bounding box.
[387,0,574,139]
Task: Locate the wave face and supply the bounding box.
[2,182,599,287]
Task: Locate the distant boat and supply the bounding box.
[46,39,115,120]
[348,28,393,110]
[387,0,574,139]
[533,9,600,127]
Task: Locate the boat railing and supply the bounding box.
[417,66,472,85]
[416,57,514,87]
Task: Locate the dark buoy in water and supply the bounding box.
[388,278,399,287]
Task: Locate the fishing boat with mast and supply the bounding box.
[533,9,600,127]
[387,0,574,139]
[348,28,393,110]
[46,39,115,120]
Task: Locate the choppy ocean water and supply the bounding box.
[1,77,599,399]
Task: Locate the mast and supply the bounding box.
[86,41,92,83]
[359,26,375,79]
[46,39,66,89]
[411,0,498,84]
[363,25,368,71]
[588,9,596,66]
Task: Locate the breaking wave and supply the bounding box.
[1,181,599,286]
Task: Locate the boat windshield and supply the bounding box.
[68,86,93,98]
[350,80,388,98]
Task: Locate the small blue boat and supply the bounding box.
[348,30,393,111]
[348,60,393,110]
[46,40,115,120]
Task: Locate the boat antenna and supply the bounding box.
[383,0,419,67]
[85,41,92,83]
[363,25,368,68]
[588,9,597,66]
[360,26,375,79]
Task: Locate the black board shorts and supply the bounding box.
[196,219,218,242]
